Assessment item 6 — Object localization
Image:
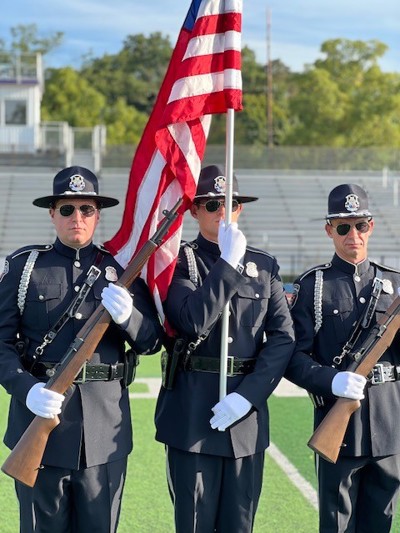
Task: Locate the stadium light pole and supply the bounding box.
[267,7,274,147]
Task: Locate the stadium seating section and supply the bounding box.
[0,168,399,280]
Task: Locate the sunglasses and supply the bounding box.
[55,204,98,218]
[331,221,371,236]
[197,199,240,213]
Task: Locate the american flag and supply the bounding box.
[104,0,243,321]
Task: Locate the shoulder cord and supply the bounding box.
[314,270,323,334]
[183,244,198,287]
[18,250,39,315]
[332,268,384,367]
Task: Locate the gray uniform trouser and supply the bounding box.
[15,458,127,533]
[166,446,265,533]
[317,453,400,533]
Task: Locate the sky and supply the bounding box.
[2,0,400,73]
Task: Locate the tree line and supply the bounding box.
[2,24,400,147]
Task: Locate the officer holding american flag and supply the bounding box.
[155,164,295,532]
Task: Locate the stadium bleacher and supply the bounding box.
[1,168,400,280]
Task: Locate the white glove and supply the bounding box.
[331,371,367,400]
[101,283,133,325]
[218,221,247,269]
[26,382,65,419]
[210,392,252,431]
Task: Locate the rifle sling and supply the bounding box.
[31,252,104,362]
[332,268,383,367]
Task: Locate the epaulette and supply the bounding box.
[298,262,332,282]
[11,244,53,260]
[371,260,400,274]
[246,245,275,260]
[95,243,112,254]
[181,240,197,249]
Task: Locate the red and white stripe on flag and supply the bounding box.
[104,0,243,322]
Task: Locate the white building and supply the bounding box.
[0,52,105,170]
[0,52,45,153]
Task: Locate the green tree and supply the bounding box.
[284,68,347,145]
[345,67,400,146]
[282,38,400,147]
[103,98,148,145]
[0,24,63,55]
[41,68,106,126]
[81,32,173,114]
[268,60,295,145]
[42,68,148,145]
[315,38,388,90]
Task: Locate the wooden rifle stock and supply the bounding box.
[1,198,182,487]
[308,295,400,463]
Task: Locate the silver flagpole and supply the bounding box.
[219,107,235,401]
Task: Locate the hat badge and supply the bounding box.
[214,176,226,194]
[69,174,86,192]
[344,194,360,212]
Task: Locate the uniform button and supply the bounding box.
[75,312,83,320]
[354,275,361,282]
[74,260,81,268]
[38,295,44,301]
[74,286,80,292]
[45,245,51,249]
[360,297,366,304]
[255,293,260,298]
[333,309,339,314]
[228,337,233,343]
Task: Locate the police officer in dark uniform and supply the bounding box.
[155,165,295,533]
[285,183,400,532]
[0,166,162,532]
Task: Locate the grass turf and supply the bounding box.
[0,354,398,531]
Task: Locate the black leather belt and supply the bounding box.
[31,362,126,383]
[368,362,400,385]
[184,356,256,376]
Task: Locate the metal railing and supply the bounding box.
[0,52,43,90]
[100,145,400,172]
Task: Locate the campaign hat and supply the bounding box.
[194,165,258,204]
[33,166,119,209]
[326,183,372,220]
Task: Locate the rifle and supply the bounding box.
[1,198,182,487]
[308,294,400,463]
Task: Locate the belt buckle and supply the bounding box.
[371,363,385,385]
[227,356,235,377]
[74,362,87,384]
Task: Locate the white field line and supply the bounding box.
[130,377,318,511]
[129,377,162,399]
[267,443,318,510]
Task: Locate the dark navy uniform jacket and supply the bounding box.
[155,233,295,458]
[0,238,162,468]
[285,253,400,457]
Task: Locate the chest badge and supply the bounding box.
[105,266,118,282]
[245,262,258,278]
[382,279,394,295]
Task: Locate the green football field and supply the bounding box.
[0,355,399,532]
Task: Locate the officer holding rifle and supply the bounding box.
[0,166,162,532]
[285,184,400,533]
